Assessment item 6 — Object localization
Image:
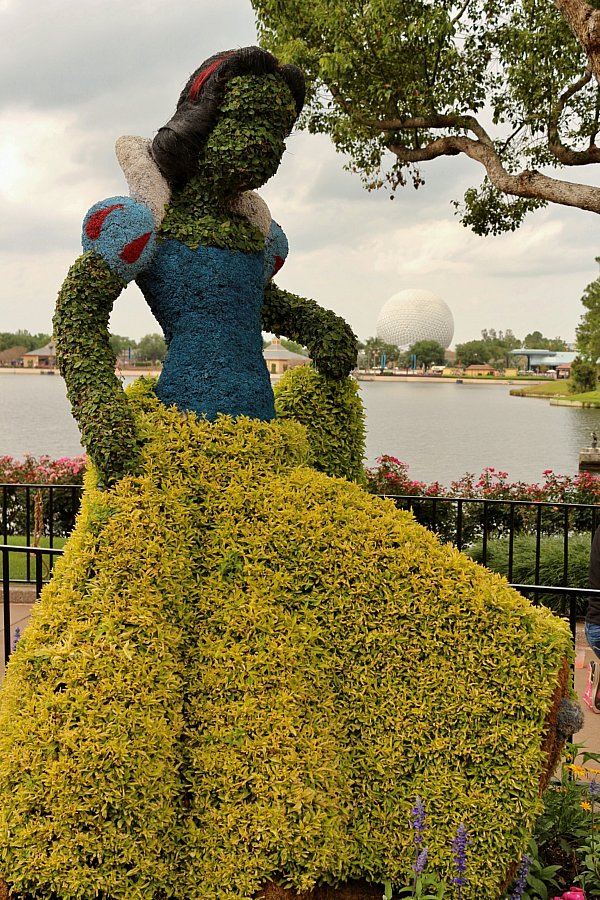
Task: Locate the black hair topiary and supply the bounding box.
[152,46,305,188]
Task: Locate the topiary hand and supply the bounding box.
[262,282,358,379]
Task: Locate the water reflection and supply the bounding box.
[361,380,600,486]
[2,374,600,487]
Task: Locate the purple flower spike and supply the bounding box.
[510,854,532,900]
[410,797,427,847]
[11,627,21,653]
[451,823,471,890]
[413,847,428,875]
[589,779,600,801]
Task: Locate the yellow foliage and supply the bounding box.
[0,379,573,899]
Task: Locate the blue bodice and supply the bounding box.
[137,241,275,422]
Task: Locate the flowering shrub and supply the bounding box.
[0,454,87,485]
[365,457,600,543]
[532,745,600,898]
[365,456,600,506]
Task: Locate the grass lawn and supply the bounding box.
[509,381,570,398]
[0,535,66,582]
[559,388,600,405]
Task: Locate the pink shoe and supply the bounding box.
[583,661,600,714]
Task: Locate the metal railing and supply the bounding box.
[1,544,64,663]
[1,482,81,583]
[1,489,599,667]
[1,482,82,541]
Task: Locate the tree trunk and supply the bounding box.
[556,0,600,84]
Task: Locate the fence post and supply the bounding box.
[2,547,10,665]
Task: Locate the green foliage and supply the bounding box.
[457,181,546,236]
[467,532,593,616]
[456,328,521,368]
[0,379,573,899]
[0,331,51,352]
[407,340,446,368]
[263,282,358,378]
[135,333,166,363]
[252,0,599,231]
[359,337,402,369]
[529,746,600,896]
[569,356,598,394]
[108,333,136,358]
[280,337,308,356]
[0,458,85,540]
[159,75,297,252]
[52,252,142,486]
[274,365,366,482]
[521,332,567,352]
[576,260,600,364]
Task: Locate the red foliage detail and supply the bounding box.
[120,232,152,264]
[85,204,124,240]
[272,255,285,277]
[189,52,235,101]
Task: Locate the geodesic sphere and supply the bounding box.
[376,289,454,350]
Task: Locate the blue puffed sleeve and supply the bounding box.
[263,219,289,283]
[82,196,157,282]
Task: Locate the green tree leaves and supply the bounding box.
[576,257,600,364]
[136,334,167,364]
[0,331,50,352]
[252,0,600,232]
[407,340,446,367]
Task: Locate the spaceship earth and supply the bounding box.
[376,289,454,350]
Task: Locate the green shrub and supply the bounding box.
[0,379,573,899]
[274,366,366,483]
[467,533,592,616]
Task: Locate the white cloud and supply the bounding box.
[0,0,599,352]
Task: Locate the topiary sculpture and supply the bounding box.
[0,46,581,900]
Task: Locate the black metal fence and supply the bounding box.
[1,482,82,547]
[1,487,599,667]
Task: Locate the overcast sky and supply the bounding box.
[1,0,599,349]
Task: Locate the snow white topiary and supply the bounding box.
[0,46,581,900]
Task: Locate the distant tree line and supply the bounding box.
[2,331,313,365]
[572,259,600,393]
[0,331,168,365]
[3,327,570,372]
[357,329,567,371]
[108,334,167,365]
[0,331,51,352]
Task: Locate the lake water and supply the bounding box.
[2,373,600,487]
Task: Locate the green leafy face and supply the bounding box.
[200,73,298,193]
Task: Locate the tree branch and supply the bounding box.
[555,0,600,83]
[388,133,600,213]
[547,66,600,163]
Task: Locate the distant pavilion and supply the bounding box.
[263,338,310,377]
[507,348,576,372]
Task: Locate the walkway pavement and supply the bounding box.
[574,624,600,756]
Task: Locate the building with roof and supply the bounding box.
[464,364,498,377]
[0,346,26,367]
[22,341,56,369]
[263,338,310,377]
[507,348,577,372]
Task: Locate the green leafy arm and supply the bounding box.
[53,251,141,485]
[262,282,358,378]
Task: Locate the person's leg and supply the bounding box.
[586,622,600,661]
[584,623,600,712]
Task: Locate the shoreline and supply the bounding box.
[0,367,162,378]
[355,373,530,386]
[1,368,545,388]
